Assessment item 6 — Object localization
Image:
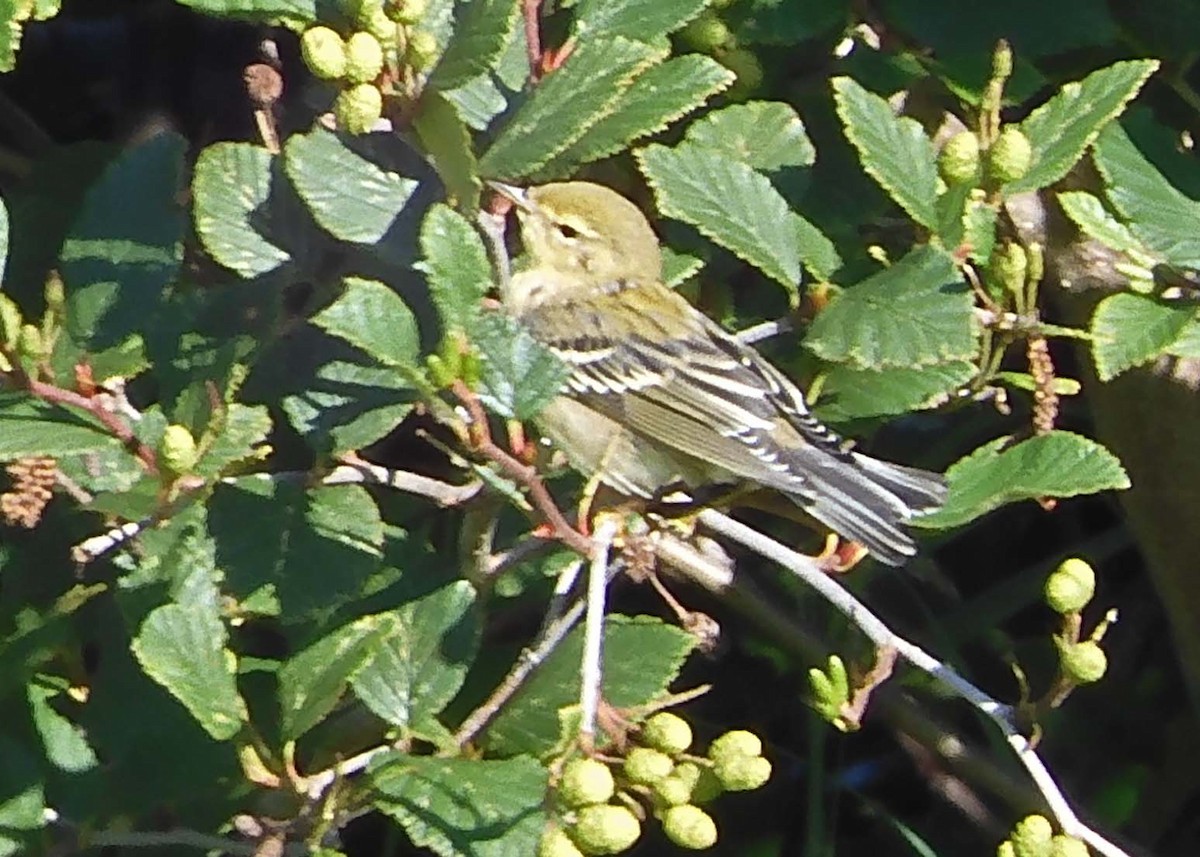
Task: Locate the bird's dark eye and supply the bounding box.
[557,223,580,239]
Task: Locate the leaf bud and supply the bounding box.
[159,424,200,477]
[990,241,1028,299]
[1044,557,1096,614]
[44,275,65,314]
[345,31,385,84]
[623,747,674,785]
[301,26,348,80]
[570,804,641,855]
[558,757,615,808]
[679,13,732,53]
[1058,640,1107,685]
[662,805,718,850]
[17,323,43,360]
[707,729,761,764]
[939,130,981,185]
[334,83,384,135]
[539,825,584,857]
[987,126,1033,184]
[642,712,692,755]
[1049,835,1089,857]
[713,753,771,792]
[0,293,22,349]
[1010,815,1053,857]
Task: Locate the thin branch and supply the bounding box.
[580,518,618,743]
[521,0,542,80]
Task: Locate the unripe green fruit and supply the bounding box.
[406,29,438,71]
[642,712,692,755]
[1011,814,1053,857]
[301,26,348,80]
[690,765,725,803]
[623,747,674,785]
[539,826,584,857]
[559,757,615,807]
[345,31,385,84]
[653,774,693,807]
[708,729,761,763]
[997,842,1017,857]
[1044,558,1095,614]
[159,424,200,476]
[1059,640,1107,685]
[714,753,771,791]
[334,83,383,135]
[388,0,427,25]
[571,804,641,856]
[987,126,1033,184]
[939,130,981,185]
[1049,835,1089,857]
[362,7,395,44]
[662,805,718,850]
[679,13,731,53]
[720,48,764,99]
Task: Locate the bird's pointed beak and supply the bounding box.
[486,180,535,212]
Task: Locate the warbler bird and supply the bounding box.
[493,181,946,565]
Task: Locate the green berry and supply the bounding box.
[1059,640,1107,685]
[159,424,200,476]
[624,747,674,785]
[939,130,981,185]
[362,7,395,44]
[571,804,641,856]
[1045,558,1095,615]
[1011,815,1053,857]
[344,31,385,84]
[301,26,348,80]
[662,805,718,850]
[388,0,426,25]
[679,13,731,53]
[406,29,438,71]
[1049,835,1089,857]
[714,754,771,792]
[670,760,702,789]
[559,758,615,808]
[998,842,1016,857]
[987,126,1033,184]
[643,712,692,755]
[653,774,693,807]
[690,765,725,803]
[708,730,761,763]
[334,83,383,135]
[719,48,763,99]
[539,826,584,857]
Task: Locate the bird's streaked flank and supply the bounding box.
[494,181,946,565]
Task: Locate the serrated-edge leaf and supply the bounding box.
[474,312,570,419]
[479,37,661,180]
[413,91,481,209]
[572,0,709,41]
[915,432,1129,529]
[428,0,520,91]
[0,393,122,458]
[418,204,491,330]
[541,54,734,178]
[1057,190,1148,258]
[793,211,841,281]
[1090,292,1195,381]
[813,360,975,422]
[311,277,420,369]
[283,129,419,244]
[832,77,939,229]
[684,101,816,171]
[1009,59,1159,193]
[638,142,801,292]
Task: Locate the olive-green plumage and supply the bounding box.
[496,181,946,565]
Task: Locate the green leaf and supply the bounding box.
[793,211,842,282]
[572,0,709,41]
[27,676,98,773]
[479,37,661,180]
[832,76,938,230]
[474,312,570,420]
[0,734,44,857]
[813,361,975,422]
[1093,122,1200,267]
[1009,59,1159,193]
[0,393,121,458]
[485,615,694,756]
[1090,292,1195,381]
[542,55,734,177]
[805,246,976,369]
[195,403,273,479]
[428,0,520,91]
[915,432,1130,530]
[638,142,802,293]
[684,101,816,171]
[1057,190,1151,259]
[351,581,478,732]
[442,73,509,131]
[192,142,291,277]
[413,91,482,209]
[370,753,547,857]
[60,132,186,350]
[278,613,394,740]
[311,277,421,369]
[211,479,384,619]
[284,129,420,244]
[418,204,491,331]
[131,601,249,741]
[174,0,315,24]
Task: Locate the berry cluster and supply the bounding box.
[540,713,772,855]
[676,1,763,101]
[298,0,438,134]
[997,814,1091,857]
